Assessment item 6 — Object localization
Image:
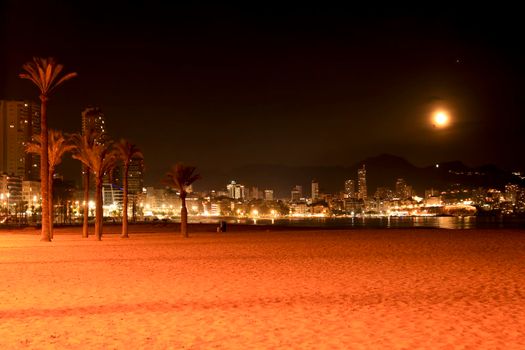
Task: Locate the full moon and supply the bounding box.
[433,111,449,128]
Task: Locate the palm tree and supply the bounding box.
[163,163,201,237]
[26,130,74,238]
[71,131,97,238]
[72,134,118,240]
[19,57,77,241]
[115,140,143,238]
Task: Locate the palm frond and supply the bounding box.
[163,163,201,193]
[116,139,144,165]
[19,57,77,96]
[71,131,117,179]
[25,130,75,171]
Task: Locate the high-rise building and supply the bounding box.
[250,186,259,200]
[0,100,41,180]
[395,178,407,199]
[264,189,274,201]
[81,106,114,186]
[311,180,319,201]
[291,185,302,202]
[344,179,355,198]
[128,158,144,196]
[406,185,414,198]
[395,178,413,199]
[81,106,107,143]
[374,187,393,200]
[227,181,245,200]
[425,188,440,198]
[357,165,367,200]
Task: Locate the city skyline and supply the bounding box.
[1,98,522,200]
[2,3,525,187]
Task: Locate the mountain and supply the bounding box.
[196,154,524,198]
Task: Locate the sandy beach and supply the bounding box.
[1,227,524,349]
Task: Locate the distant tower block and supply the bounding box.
[311,179,319,201]
[344,179,355,198]
[81,106,107,144]
[0,100,41,180]
[358,165,367,200]
[291,185,303,202]
[264,189,274,201]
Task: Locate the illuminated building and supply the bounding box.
[81,106,107,143]
[291,185,302,202]
[264,189,274,201]
[374,187,393,200]
[81,106,109,189]
[102,183,123,212]
[210,202,221,216]
[143,187,180,215]
[248,186,257,200]
[0,100,41,180]
[227,181,245,200]
[357,165,367,201]
[128,158,144,196]
[311,179,319,201]
[81,106,121,194]
[425,195,442,207]
[425,188,439,198]
[505,183,519,204]
[289,202,309,215]
[22,180,41,207]
[0,174,22,214]
[395,178,413,199]
[344,198,364,214]
[344,179,355,198]
[516,189,525,212]
[247,186,263,200]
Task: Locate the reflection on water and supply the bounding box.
[200,216,525,229]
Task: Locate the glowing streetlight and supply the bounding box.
[432,111,449,128]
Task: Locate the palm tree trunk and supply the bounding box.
[95,176,103,240]
[82,170,90,238]
[39,96,51,241]
[49,172,54,239]
[132,198,136,223]
[181,193,188,238]
[121,164,129,238]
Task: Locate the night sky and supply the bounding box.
[2,2,524,187]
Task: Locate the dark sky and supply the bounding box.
[2,2,524,187]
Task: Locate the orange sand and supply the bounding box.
[1,228,524,349]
